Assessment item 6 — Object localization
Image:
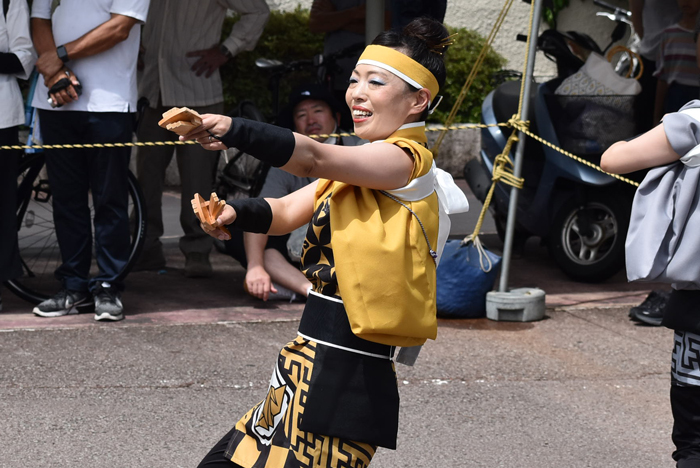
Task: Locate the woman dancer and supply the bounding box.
[601,101,700,467]
[188,17,468,468]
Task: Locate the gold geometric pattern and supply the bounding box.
[225,337,376,467]
[256,384,287,431]
[300,194,340,298]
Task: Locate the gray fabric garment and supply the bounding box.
[626,100,700,288]
[638,0,681,60]
[664,100,700,157]
[138,0,269,108]
[258,168,315,199]
[135,100,224,255]
[626,161,700,289]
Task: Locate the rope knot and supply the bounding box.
[507,115,530,132]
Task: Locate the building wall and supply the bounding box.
[267,0,630,79]
[155,0,634,183]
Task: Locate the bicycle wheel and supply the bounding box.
[5,153,146,304]
[216,100,270,200]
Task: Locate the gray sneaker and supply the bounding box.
[267,283,301,303]
[33,289,92,317]
[93,283,124,322]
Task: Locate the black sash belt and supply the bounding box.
[298,292,400,449]
[298,292,394,359]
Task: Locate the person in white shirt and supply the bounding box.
[134,0,269,278]
[0,0,35,311]
[30,0,150,322]
[629,0,682,131]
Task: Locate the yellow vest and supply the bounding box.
[314,124,440,347]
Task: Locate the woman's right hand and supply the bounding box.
[200,204,236,240]
[180,113,233,151]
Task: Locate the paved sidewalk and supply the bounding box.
[0,180,660,328]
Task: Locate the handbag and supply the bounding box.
[625,161,700,288]
[553,52,641,155]
[555,52,641,97]
[436,238,502,318]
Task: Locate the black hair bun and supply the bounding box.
[402,17,451,55]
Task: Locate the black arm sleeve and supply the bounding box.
[220,118,296,168]
[0,52,23,75]
[228,198,274,234]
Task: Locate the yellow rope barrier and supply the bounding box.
[0,123,508,151]
[432,0,516,156]
[1,121,638,188]
[466,126,525,238]
[461,127,524,271]
[0,140,198,151]
[518,126,640,187]
[460,0,533,272]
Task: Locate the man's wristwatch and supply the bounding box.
[219,44,233,59]
[56,45,69,63]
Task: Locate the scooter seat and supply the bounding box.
[492,80,538,133]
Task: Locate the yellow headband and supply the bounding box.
[357,45,439,101]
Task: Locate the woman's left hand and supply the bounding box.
[180,113,233,151]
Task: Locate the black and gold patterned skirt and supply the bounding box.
[224,293,400,468]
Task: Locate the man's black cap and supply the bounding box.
[277,83,344,130]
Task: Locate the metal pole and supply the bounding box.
[498,0,544,292]
[365,0,385,45]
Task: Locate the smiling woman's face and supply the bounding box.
[345,63,426,142]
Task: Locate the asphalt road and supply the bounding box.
[0,305,675,468]
[1,181,677,467]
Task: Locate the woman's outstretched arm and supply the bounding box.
[201,181,318,241]
[181,114,415,190]
[600,124,680,174]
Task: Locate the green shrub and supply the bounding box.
[220,7,324,118]
[544,0,571,29]
[429,26,507,124]
[221,9,506,124]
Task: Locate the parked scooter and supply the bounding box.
[464,1,639,282]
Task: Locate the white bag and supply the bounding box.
[555,52,641,97]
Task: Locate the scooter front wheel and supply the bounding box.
[548,195,629,282]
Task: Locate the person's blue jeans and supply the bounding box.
[38,110,133,293]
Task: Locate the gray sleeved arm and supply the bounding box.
[663,100,700,157]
